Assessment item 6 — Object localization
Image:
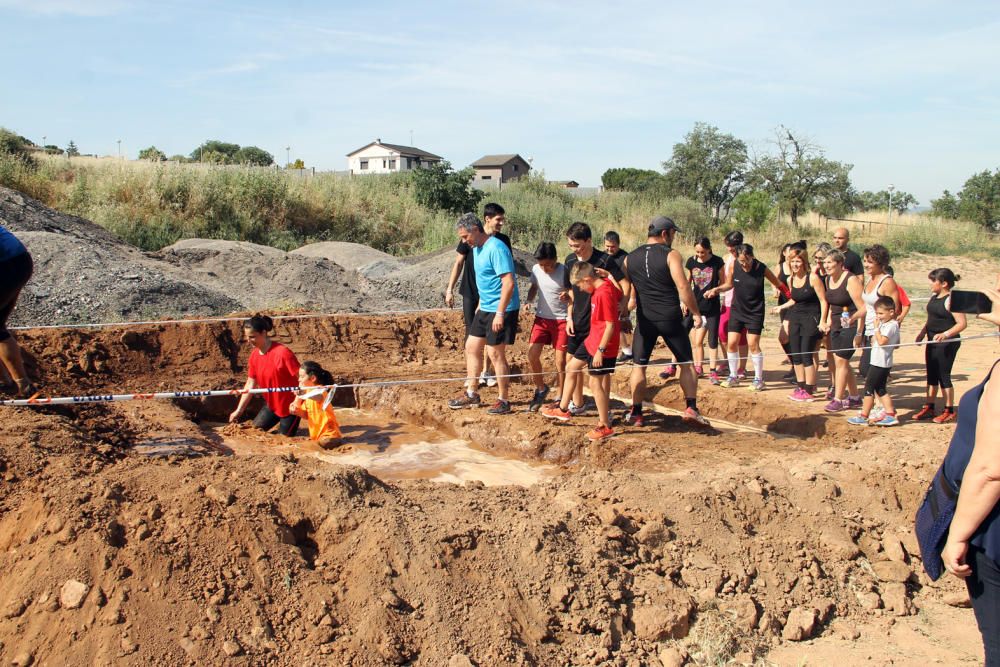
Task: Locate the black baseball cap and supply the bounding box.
[648,216,680,236]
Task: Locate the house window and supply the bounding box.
[406,157,412,169]
[513,164,518,172]
[481,175,492,180]
[382,159,387,168]
[389,159,396,169]
[360,160,368,170]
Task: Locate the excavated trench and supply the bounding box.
[13,310,874,484]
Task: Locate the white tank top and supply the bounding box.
[863,274,889,335]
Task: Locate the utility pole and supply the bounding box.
[409,129,414,146]
[286,146,290,168]
[117,139,121,159]
[887,184,895,226]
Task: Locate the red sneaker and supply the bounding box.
[682,406,710,427]
[586,425,614,441]
[932,410,955,424]
[913,405,936,421]
[541,405,572,422]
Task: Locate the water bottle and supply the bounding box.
[840,307,851,329]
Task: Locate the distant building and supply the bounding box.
[550,180,579,188]
[471,154,531,186]
[346,139,443,174]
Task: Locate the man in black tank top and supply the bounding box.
[624,216,709,427]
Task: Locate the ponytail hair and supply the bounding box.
[928,268,961,288]
[694,236,712,251]
[736,243,755,259]
[244,314,274,334]
[724,230,744,247]
[301,361,334,386]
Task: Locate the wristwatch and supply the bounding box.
[597,346,606,352]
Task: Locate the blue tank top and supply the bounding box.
[942,360,1000,563]
[0,226,27,262]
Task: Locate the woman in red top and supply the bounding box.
[228,315,301,435]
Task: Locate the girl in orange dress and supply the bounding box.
[289,361,342,447]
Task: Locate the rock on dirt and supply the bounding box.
[59,579,90,609]
[782,606,818,641]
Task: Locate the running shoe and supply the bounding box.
[693,365,704,377]
[569,400,591,416]
[682,407,710,426]
[788,388,812,402]
[478,372,489,387]
[448,392,481,409]
[932,410,956,424]
[736,371,747,381]
[616,352,633,363]
[720,376,739,388]
[873,414,900,427]
[869,406,885,422]
[586,425,615,441]
[624,407,644,427]
[913,405,936,421]
[528,385,550,413]
[825,387,835,400]
[824,399,847,412]
[709,370,721,386]
[541,405,572,422]
[846,396,863,410]
[487,399,511,415]
[748,379,765,392]
[847,415,870,426]
[658,364,676,380]
[781,370,797,382]
[486,374,498,388]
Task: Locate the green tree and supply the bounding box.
[411,161,484,215]
[190,140,240,162]
[0,127,35,160]
[930,190,960,219]
[662,122,748,223]
[601,167,664,192]
[956,169,1000,229]
[287,158,305,170]
[65,140,80,157]
[856,189,918,213]
[234,145,274,166]
[750,127,853,226]
[138,146,167,161]
[731,190,773,230]
[43,144,62,155]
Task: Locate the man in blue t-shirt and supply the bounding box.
[448,213,520,414]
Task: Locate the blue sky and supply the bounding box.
[2,0,997,203]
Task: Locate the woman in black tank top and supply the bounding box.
[821,250,866,411]
[773,248,828,400]
[915,268,968,423]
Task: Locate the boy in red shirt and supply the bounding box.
[542,262,622,440]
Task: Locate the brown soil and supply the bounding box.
[2,308,998,665]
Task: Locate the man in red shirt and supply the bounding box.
[542,262,621,441]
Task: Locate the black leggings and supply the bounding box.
[253,405,300,436]
[926,337,961,389]
[704,314,720,349]
[0,252,33,342]
[787,317,821,368]
[967,544,1000,667]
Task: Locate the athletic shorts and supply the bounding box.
[567,329,588,355]
[573,346,618,376]
[634,316,693,366]
[468,309,518,346]
[253,405,301,436]
[529,316,568,351]
[830,327,858,360]
[726,309,764,336]
[0,252,32,343]
[864,366,891,397]
[461,294,477,334]
[718,305,748,346]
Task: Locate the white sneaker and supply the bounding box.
[568,400,590,416]
[478,372,488,387]
[869,406,885,422]
[486,374,498,388]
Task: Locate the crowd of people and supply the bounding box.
[439,205,998,441]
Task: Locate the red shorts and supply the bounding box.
[719,305,748,345]
[529,317,568,351]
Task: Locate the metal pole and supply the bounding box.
[887,184,894,226]
[286,146,290,167]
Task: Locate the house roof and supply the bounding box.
[346,140,443,160]
[471,154,530,168]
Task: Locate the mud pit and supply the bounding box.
[1,310,995,665]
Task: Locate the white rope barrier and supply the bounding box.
[2,332,996,408]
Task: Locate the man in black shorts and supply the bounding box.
[624,216,708,426]
[559,222,629,415]
[604,230,634,362]
[448,213,520,414]
[444,202,511,386]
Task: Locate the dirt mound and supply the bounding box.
[290,241,406,279]
[1,188,240,326]
[152,240,386,314]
